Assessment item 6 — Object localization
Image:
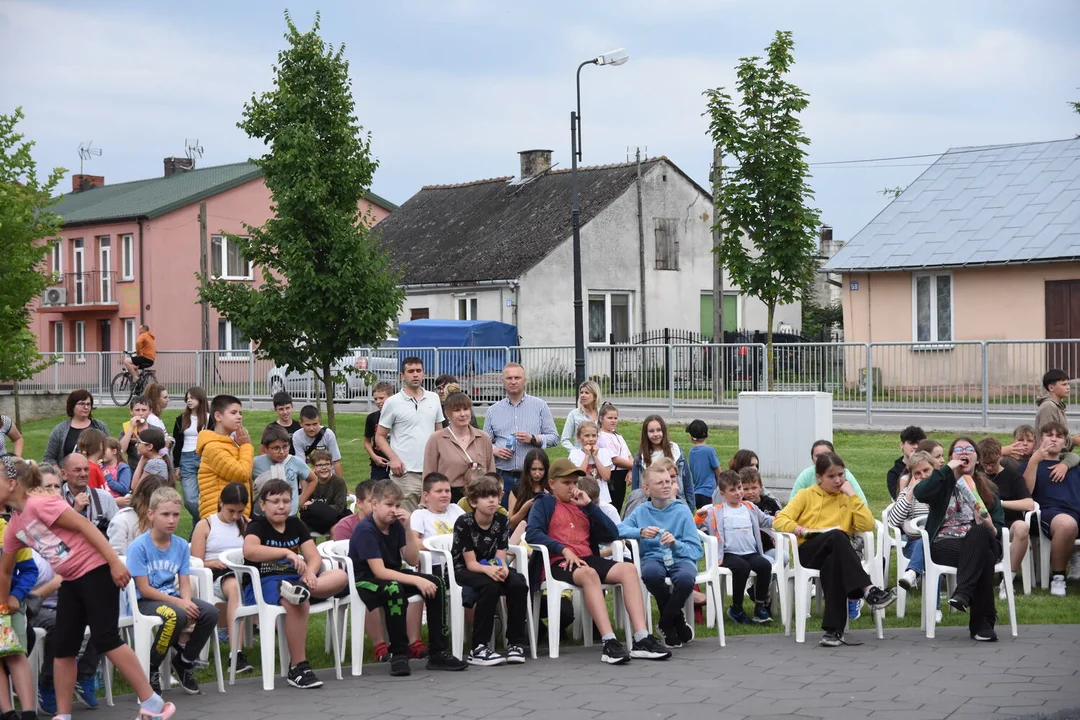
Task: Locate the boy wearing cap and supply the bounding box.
[526,458,671,664]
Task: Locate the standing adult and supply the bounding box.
[42,390,110,466]
[172,386,213,521]
[0,414,24,457]
[560,380,601,451]
[60,452,119,532]
[375,356,444,512]
[483,363,558,506]
[423,392,496,503]
[435,375,478,429]
[123,323,157,380]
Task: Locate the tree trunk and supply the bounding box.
[766,301,775,391]
[322,362,336,432]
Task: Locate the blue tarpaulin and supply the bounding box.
[397,320,519,376]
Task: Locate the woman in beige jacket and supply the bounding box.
[423,392,496,503]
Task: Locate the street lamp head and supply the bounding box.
[595,48,629,67]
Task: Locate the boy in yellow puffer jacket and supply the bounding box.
[196,394,253,518]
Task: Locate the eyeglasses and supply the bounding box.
[953,446,976,454]
[313,463,333,469]
[75,401,92,408]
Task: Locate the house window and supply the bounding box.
[455,295,478,321]
[72,238,85,305]
[123,319,136,353]
[98,236,111,303]
[50,242,63,276]
[913,272,953,343]
[218,319,249,357]
[654,218,679,270]
[210,235,253,280]
[121,234,134,280]
[588,292,631,344]
[52,322,65,357]
[74,321,86,361]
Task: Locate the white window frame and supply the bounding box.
[218,319,251,359]
[454,294,478,321]
[72,238,85,305]
[210,235,254,280]
[74,320,86,362]
[53,321,65,360]
[121,234,134,280]
[911,271,954,346]
[98,236,111,303]
[588,290,633,345]
[123,319,136,353]
[51,242,63,277]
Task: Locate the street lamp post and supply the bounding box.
[571,48,628,387]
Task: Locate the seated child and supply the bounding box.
[348,479,467,676]
[252,425,314,517]
[568,421,614,505]
[687,419,721,509]
[293,405,343,477]
[526,458,671,664]
[980,436,1035,592]
[697,470,774,625]
[133,428,172,491]
[243,479,349,689]
[0,490,40,720]
[126,488,220,695]
[298,449,350,534]
[1004,423,1079,474]
[578,475,621,528]
[774,452,895,646]
[333,480,375,542]
[1022,421,1080,597]
[102,436,133,500]
[508,449,550,533]
[738,467,781,562]
[108,474,173,555]
[458,470,509,517]
[451,474,529,666]
[622,458,676,519]
[266,392,301,456]
[78,428,109,492]
[888,451,935,591]
[618,464,701,647]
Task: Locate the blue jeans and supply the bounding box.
[179,451,201,521]
[901,538,925,574]
[640,558,697,630]
[500,471,520,509]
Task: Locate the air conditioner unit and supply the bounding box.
[42,287,67,306]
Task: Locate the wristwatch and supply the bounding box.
[531,435,538,446]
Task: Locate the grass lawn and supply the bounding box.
[16,407,1079,688]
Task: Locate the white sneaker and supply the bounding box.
[935,610,942,623]
[998,579,1007,600]
[1050,574,1067,597]
[467,644,506,667]
[898,569,919,592]
[278,580,311,606]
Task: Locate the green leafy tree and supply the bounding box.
[705,30,821,389]
[0,108,64,421]
[198,12,404,430]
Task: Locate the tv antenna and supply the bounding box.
[77,141,102,174]
[184,138,204,167]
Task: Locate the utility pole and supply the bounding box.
[635,148,647,335]
[198,202,209,351]
[711,148,725,402]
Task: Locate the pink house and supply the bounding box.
[35,158,395,360]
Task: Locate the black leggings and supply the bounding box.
[931,523,1000,631]
[798,530,871,634]
[723,552,772,607]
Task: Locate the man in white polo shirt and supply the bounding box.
[375,356,444,511]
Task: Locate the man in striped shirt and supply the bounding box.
[483,363,559,506]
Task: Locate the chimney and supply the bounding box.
[820,225,833,243]
[163,157,195,178]
[71,174,105,193]
[518,149,552,179]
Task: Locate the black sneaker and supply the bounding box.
[658,623,682,649]
[819,632,843,647]
[971,626,998,642]
[148,669,162,695]
[504,645,526,664]
[675,615,694,645]
[426,650,468,671]
[727,606,751,625]
[467,644,506,667]
[171,655,201,695]
[949,592,971,613]
[601,638,630,665]
[630,635,672,660]
[752,604,773,624]
[286,661,323,689]
[233,649,255,674]
[389,654,411,677]
[864,586,897,611]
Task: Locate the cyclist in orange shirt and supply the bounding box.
[124,324,157,379]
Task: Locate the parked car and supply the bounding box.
[265,340,400,402]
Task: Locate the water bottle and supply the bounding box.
[662,546,673,568]
[506,435,515,453]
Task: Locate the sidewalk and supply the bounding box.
[90,624,1080,719]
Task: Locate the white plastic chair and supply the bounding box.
[1035,504,1079,589]
[917,523,1018,639]
[219,547,341,689]
[779,529,885,643]
[623,530,725,647]
[882,504,915,617]
[527,541,631,658]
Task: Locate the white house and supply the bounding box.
[373,149,801,349]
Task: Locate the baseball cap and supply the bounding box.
[548,458,586,481]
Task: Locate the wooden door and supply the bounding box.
[1045,280,1080,376]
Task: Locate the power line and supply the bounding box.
[808,138,1068,167]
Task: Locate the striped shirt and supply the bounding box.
[483,393,559,472]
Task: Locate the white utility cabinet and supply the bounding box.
[738,392,833,499]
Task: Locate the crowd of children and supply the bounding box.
[1,364,1079,717]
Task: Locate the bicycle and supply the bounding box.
[110,352,158,407]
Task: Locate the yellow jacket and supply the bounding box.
[196,429,253,518]
[773,483,874,545]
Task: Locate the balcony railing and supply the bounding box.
[41,271,118,308]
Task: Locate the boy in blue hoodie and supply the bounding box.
[618,463,702,648]
[696,470,775,625]
[526,458,670,665]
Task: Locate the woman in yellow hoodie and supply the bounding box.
[196,394,254,518]
[774,452,895,646]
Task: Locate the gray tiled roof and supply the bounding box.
[823,138,1080,272]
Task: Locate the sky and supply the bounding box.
[1,0,1078,240]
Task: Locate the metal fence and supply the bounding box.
[13,339,1080,425]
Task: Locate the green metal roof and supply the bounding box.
[54,161,397,227]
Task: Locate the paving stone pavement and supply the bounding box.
[90,625,1080,720]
